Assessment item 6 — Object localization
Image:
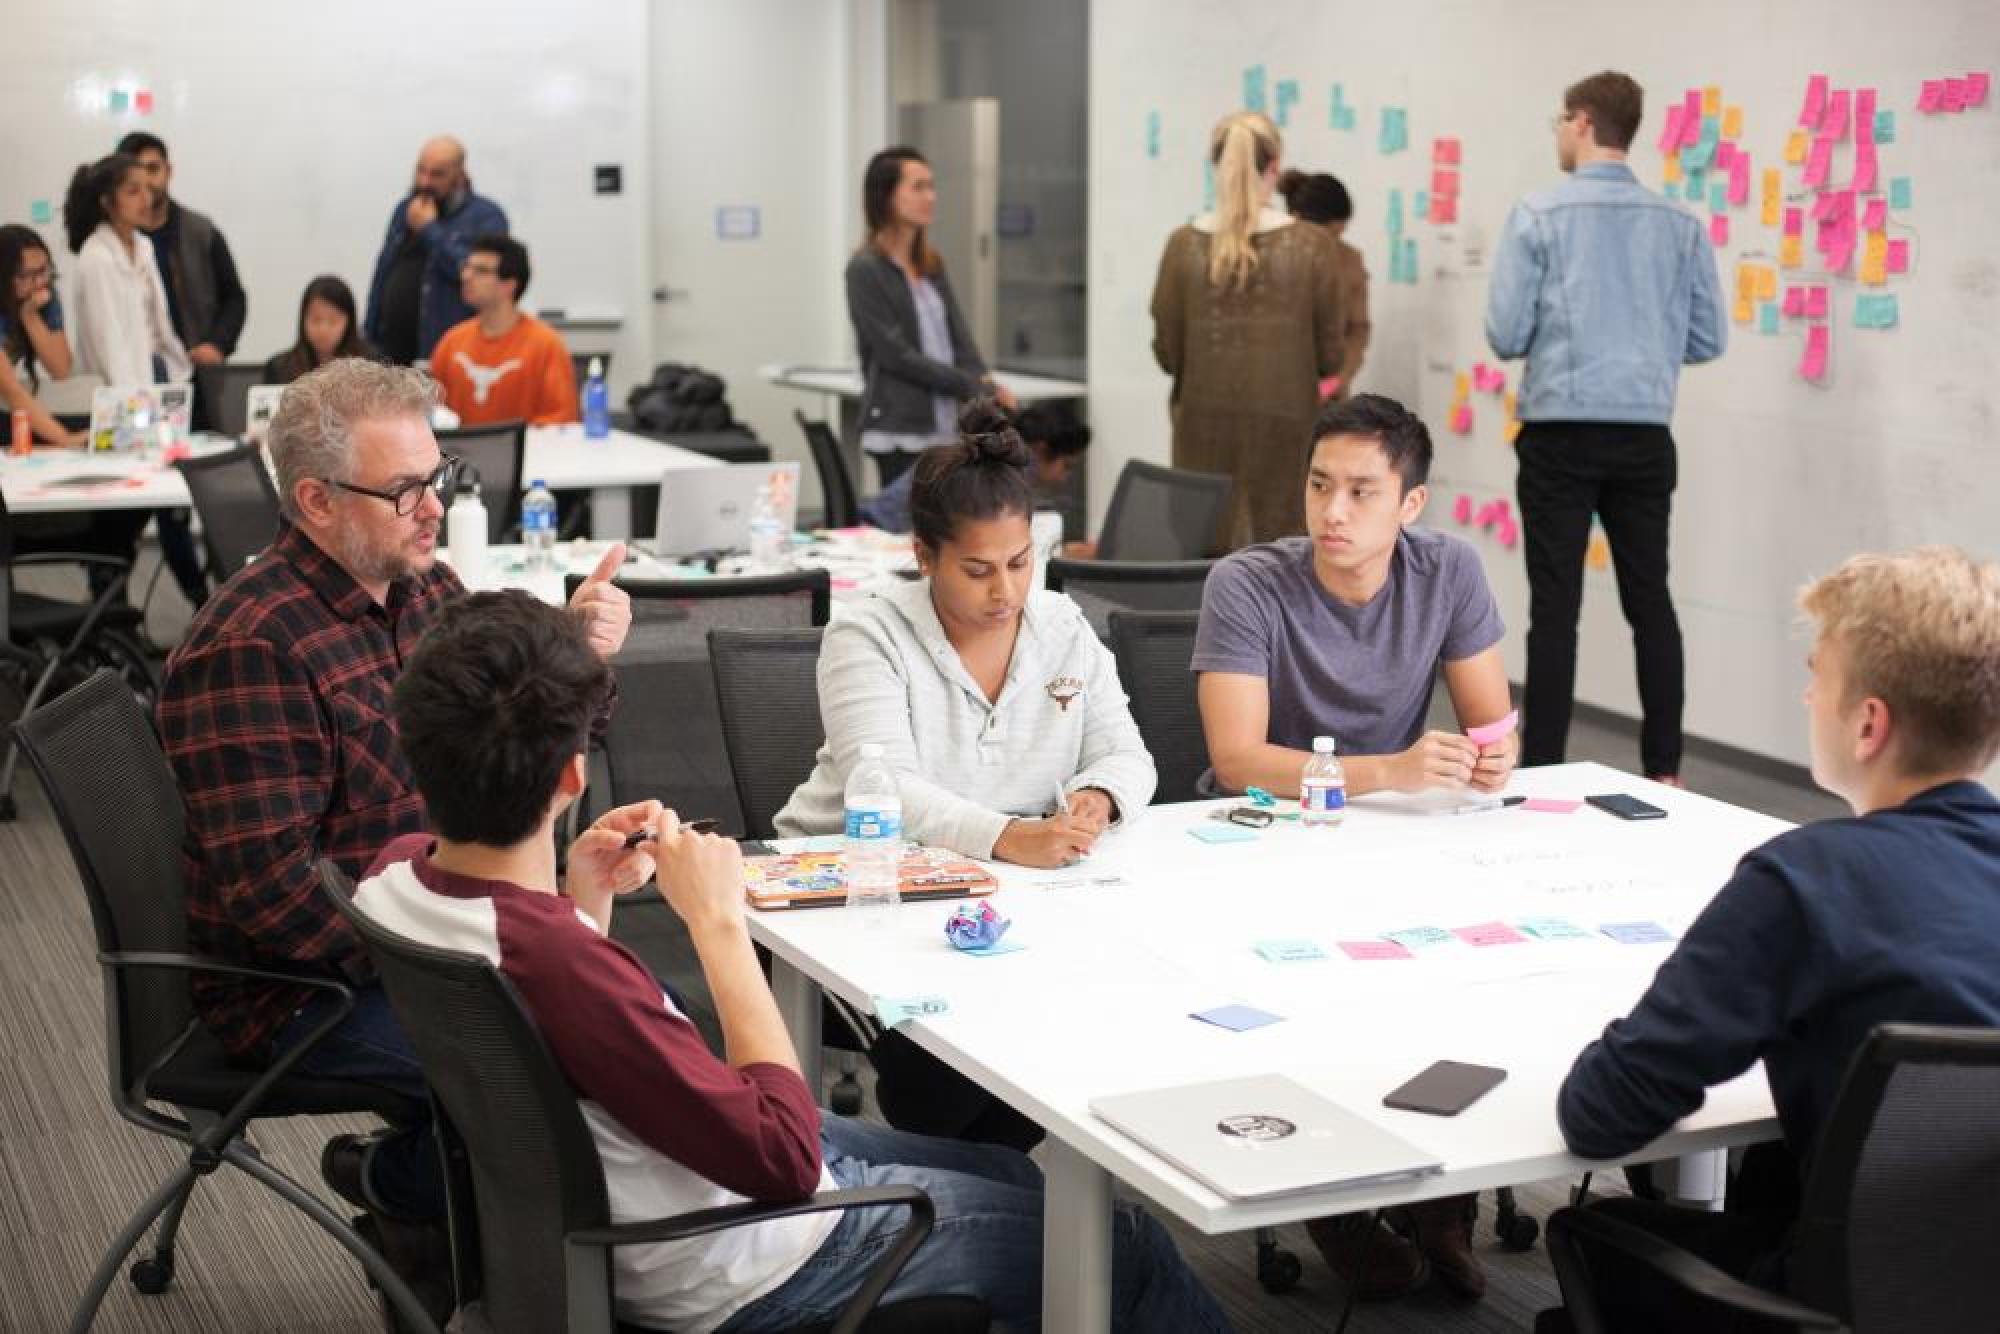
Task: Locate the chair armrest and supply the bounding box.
[12,551,135,575]
[1548,1207,1846,1331]
[571,1185,938,1334]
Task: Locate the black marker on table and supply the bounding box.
[624,818,721,848]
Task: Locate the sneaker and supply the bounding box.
[1407,1193,1487,1300]
[1304,1212,1430,1300]
[326,1135,455,1329]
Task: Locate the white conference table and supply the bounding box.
[748,764,1787,1331]
[760,363,1088,406]
[0,426,717,540]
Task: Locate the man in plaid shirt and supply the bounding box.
[156,358,629,1269]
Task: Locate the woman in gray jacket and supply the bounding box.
[845,146,1015,490]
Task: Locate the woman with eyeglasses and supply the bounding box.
[0,224,82,445]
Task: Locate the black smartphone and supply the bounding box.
[1383,1061,1508,1116]
[1585,793,1668,821]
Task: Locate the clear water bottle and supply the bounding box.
[748,471,788,570]
[843,742,903,925]
[1300,735,1347,829]
[583,357,611,439]
[522,479,558,571]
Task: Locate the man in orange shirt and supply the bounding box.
[429,234,578,426]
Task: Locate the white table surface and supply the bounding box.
[760,363,1088,402]
[0,427,716,539]
[748,763,1787,1329]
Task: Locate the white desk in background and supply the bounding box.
[747,764,1786,1331]
[761,363,1088,407]
[0,426,717,540]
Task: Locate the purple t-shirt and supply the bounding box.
[1192,528,1505,757]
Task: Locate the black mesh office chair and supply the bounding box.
[322,862,990,1334]
[796,411,860,529]
[175,443,280,585]
[708,626,826,840]
[1094,460,1234,560]
[439,421,528,541]
[10,670,437,1330]
[194,362,268,438]
[1549,1022,2000,1334]
[1047,557,1215,640]
[1104,610,1208,805]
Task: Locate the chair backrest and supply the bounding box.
[796,410,859,529]
[322,863,613,1334]
[1106,609,1207,803]
[565,569,830,836]
[708,627,825,840]
[439,421,529,541]
[195,362,268,439]
[1095,460,1235,561]
[175,444,281,581]
[1788,1022,2000,1331]
[11,669,195,1100]
[1046,557,1215,640]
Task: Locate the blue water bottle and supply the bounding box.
[583,357,610,439]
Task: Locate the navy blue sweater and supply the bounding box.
[1558,780,2000,1164]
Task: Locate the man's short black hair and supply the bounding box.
[1308,393,1433,493]
[471,233,530,300]
[393,591,610,847]
[115,131,168,160]
[1014,403,1091,458]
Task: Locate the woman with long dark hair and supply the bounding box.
[65,153,190,386]
[263,275,378,383]
[0,224,80,443]
[844,146,1012,489]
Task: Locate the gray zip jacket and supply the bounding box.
[773,579,1157,858]
[845,250,987,435]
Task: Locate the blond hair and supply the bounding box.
[1798,546,2000,774]
[270,357,439,521]
[1207,111,1281,292]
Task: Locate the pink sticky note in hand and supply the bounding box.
[1886,239,1910,273]
[1521,797,1583,814]
[1339,939,1414,961]
[1454,922,1528,947]
[1466,709,1518,748]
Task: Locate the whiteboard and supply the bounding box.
[5,0,650,390]
[1087,0,2000,776]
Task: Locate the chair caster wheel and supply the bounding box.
[1255,1243,1302,1294]
[130,1254,175,1295]
[1497,1212,1540,1251]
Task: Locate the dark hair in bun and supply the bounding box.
[1277,168,1351,224]
[909,396,1035,552]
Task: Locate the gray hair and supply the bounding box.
[270,358,439,520]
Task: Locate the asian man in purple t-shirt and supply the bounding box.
[1193,392,1518,1302]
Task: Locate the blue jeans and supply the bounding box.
[719,1115,1231,1333]
[273,985,444,1219]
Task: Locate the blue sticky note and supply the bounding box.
[1854,294,1899,329]
[1889,177,1912,210]
[1387,188,1405,236]
[1333,103,1357,131]
[1379,107,1408,154]
[1189,823,1258,844]
[1384,926,1453,949]
[1242,64,1267,113]
[1254,938,1329,963]
[29,199,52,225]
[1518,917,1590,941]
[1192,1004,1284,1032]
[1145,109,1161,160]
[1400,237,1418,284]
[960,938,1027,958]
[1414,190,1430,221]
[1759,303,1780,335]
[1874,110,1896,143]
[1274,78,1300,128]
[1601,921,1676,945]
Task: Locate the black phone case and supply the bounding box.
[1383,1061,1508,1116]
[1586,793,1668,820]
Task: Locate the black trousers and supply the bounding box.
[871,448,924,490]
[1515,422,1684,778]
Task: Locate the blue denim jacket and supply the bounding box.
[1485,162,1724,425]
[363,190,509,360]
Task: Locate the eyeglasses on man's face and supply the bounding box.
[325,454,462,517]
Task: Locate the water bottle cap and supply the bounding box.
[587,357,604,377]
[858,742,885,760]
[530,479,547,489]
[1313,736,1336,753]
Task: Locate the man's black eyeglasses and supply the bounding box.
[326,455,463,516]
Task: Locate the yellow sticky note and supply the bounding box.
[1722,105,1744,138]
[1503,419,1523,445]
[1702,86,1721,116]
[1860,261,1886,287]
[1754,266,1778,301]
[1735,265,1756,301]
[1502,391,1517,418]
[1784,129,1807,164]
[1586,533,1611,572]
[1663,154,1683,185]
[1760,170,1782,227]
[1452,372,1470,402]
[1780,235,1803,269]
[1732,297,1755,325]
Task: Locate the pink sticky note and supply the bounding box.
[1430,195,1458,225]
[1855,89,1878,141]
[1854,142,1878,194]
[1339,940,1414,961]
[1969,73,1992,107]
[1886,239,1910,273]
[135,89,154,115]
[1803,138,1832,188]
[1449,403,1473,435]
[1714,141,1737,171]
[1801,324,1829,380]
[1942,78,1968,112]
[1806,286,1829,319]
[1782,286,1805,317]
[1709,214,1730,247]
[1491,498,1512,520]
[1728,155,1750,205]
[1466,709,1519,747]
[1434,137,1461,165]
[1475,500,1501,527]
[1784,206,1804,237]
[1682,90,1703,139]
[1821,89,1851,139]
[1454,922,1528,947]
[1495,518,1519,550]
[1657,104,1686,154]
[1800,74,1829,125]
[1521,797,1583,814]
[1432,168,1460,198]
[1919,80,1944,112]
[1452,494,1473,525]
[1862,198,1887,231]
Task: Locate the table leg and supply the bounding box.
[769,954,823,1099]
[591,485,634,540]
[1673,1149,1728,1212]
[1042,1138,1113,1332]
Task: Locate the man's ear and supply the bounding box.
[1854,696,1894,766]
[293,478,337,530]
[1400,482,1429,526]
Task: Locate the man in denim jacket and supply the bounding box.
[1485,71,1724,784]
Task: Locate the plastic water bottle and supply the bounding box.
[1300,736,1347,829]
[748,471,788,570]
[447,480,488,584]
[582,357,611,439]
[522,479,558,571]
[843,743,903,925]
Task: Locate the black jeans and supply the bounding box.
[1515,422,1684,778]
[871,448,924,490]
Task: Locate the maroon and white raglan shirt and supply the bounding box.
[353,834,835,1332]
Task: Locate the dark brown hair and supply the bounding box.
[861,146,941,275]
[0,225,55,386]
[1563,71,1644,152]
[272,275,372,382]
[909,397,1034,552]
[1277,169,1352,224]
[62,153,140,254]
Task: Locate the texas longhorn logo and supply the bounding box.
[1044,676,1084,711]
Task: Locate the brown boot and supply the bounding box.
[1407,1193,1486,1300]
[1304,1212,1430,1300]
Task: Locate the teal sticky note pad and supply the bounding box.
[1709,181,1730,213]
[29,199,51,225]
[1384,926,1453,949]
[1242,64,1267,113]
[1189,824,1259,844]
[1685,171,1707,203]
[1759,303,1780,335]
[109,89,129,113]
[1518,916,1590,941]
[1889,177,1912,210]
[1254,938,1328,963]
[1874,110,1895,143]
[1400,238,1417,282]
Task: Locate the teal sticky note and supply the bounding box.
[1274,78,1300,128]
[1854,294,1899,329]
[1709,181,1730,213]
[1384,926,1453,950]
[1873,110,1896,143]
[1684,171,1707,203]
[1518,917,1590,941]
[109,89,129,113]
[1254,938,1329,963]
[1145,110,1161,160]
[1414,190,1430,221]
[1242,64,1267,113]
[29,199,52,225]
[1329,83,1351,129]
[1379,107,1408,154]
[1202,158,1215,211]
[1759,303,1780,335]
[1190,823,1259,844]
[1889,177,1912,210]
[1400,237,1418,284]
[1387,188,1404,235]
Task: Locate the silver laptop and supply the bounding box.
[1090,1075,1443,1202]
[650,462,802,558]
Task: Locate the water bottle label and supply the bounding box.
[1302,782,1346,813]
[845,808,903,841]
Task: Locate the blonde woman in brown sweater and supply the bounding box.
[1150,111,1344,546]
